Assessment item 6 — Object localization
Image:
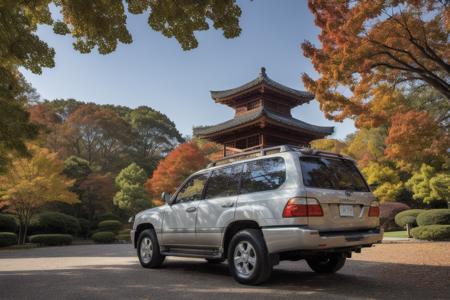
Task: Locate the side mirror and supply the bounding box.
[161,192,172,205]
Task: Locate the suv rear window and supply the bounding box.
[299,156,369,192]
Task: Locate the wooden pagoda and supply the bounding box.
[193,67,334,156]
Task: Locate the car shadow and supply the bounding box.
[1,248,449,299]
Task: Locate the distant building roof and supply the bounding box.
[193,107,334,137]
[210,67,314,105]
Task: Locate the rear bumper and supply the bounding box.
[262,226,383,254]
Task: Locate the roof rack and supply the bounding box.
[207,145,291,167]
[207,144,347,168]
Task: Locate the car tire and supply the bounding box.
[227,229,272,285]
[137,229,165,268]
[306,254,346,273]
[205,258,226,264]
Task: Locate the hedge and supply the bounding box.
[97,220,122,233]
[116,233,131,242]
[0,214,18,233]
[0,232,18,247]
[29,234,73,246]
[417,209,450,226]
[78,218,91,238]
[92,231,116,243]
[411,225,450,241]
[118,229,131,235]
[394,209,426,228]
[96,212,121,223]
[30,212,80,235]
[380,202,410,231]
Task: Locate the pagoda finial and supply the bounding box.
[259,66,267,78]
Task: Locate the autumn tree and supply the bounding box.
[129,106,183,174]
[302,0,449,128]
[385,110,449,167]
[311,139,347,154]
[344,128,387,167]
[78,173,115,221]
[362,162,404,203]
[62,104,132,171]
[145,142,210,204]
[0,145,78,243]
[114,163,151,215]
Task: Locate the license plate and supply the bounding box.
[339,205,354,217]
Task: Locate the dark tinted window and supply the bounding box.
[300,156,369,192]
[175,173,208,203]
[204,164,243,199]
[241,157,286,194]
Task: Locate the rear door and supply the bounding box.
[299,156,377,231]
[196,164,243,247]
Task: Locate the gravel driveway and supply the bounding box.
[0,242,449,300]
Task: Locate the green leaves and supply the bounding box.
[113,163,151,214]
[406,164,450,204]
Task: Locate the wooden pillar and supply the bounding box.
[260,133,266,149]
[223,143,226,157]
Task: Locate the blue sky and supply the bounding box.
[22,0,355,140]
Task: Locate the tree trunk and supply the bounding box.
[17,223,23,245]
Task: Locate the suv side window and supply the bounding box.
[175,173,209,203]
[241,157,286,194]
[204,164,243,199]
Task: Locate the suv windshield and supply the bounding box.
[299,156,369,192]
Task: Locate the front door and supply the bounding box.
[162,173,209,247]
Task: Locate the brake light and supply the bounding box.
[283,197,323,218]
[368,202,380,217]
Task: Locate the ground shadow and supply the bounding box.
[0,256,448,300]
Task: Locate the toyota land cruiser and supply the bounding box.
[131,145,382,284]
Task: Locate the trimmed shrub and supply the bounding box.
[380,202,410,231]
[411,225,450,241]
[92,231,116,244]
[98,220,122,233]
[32,212,80,235]
[0,232,18,247]
[395,209,425,228]
[78,218,91,238]
[417,209,450,226]
[118,229,131,235]
[0,214,18,233]
[96,212,121,223]
[29,234,73,246]
[116,233,131,242]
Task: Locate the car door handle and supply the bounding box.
[221,202,234,208]
[186,207,197,213]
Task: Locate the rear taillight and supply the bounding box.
[283,197,323,218]
[368,202,380,217]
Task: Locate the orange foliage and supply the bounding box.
[145,141,211,201]
[302,0,449,127]
[385,111,449,164]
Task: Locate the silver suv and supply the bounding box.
[131,145,382,284]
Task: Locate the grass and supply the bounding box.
[384,231,409,238]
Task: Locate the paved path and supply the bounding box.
[0,243,449,300]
